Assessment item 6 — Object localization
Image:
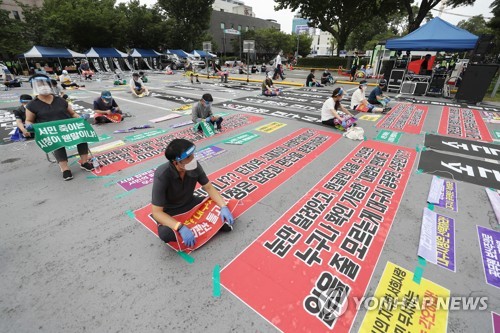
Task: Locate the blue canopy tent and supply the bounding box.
[132,48,162,70]
[193,50,216,58]
[168,49,189,58]
[386,17,478,51]
[19,46,87,73]
[85,47,129,72]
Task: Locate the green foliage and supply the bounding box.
[228,28,312,59]
[275,0,397,55]
[157,0,214,51]
[457,15,492,36]
[0,1,30,57]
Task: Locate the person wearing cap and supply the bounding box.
[59,70,82,89]
[93,91,123,124]
[130,72,149,97]
[11,94,33,140]
[365,65,373,78]
[185,58,200,84]
[262,72,282,96]
[351,80,389,113]
[321,87,357,131]
[368,80,391,107]
[25,74,94,180]
[191,93,223,132]
[151,139,235,248]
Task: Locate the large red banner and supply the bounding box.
[134,198,238,253]
[134,128,342,251]
[93,114,263,176]
[377,103,428,134]
[220,141,416,333]
[438,107,493,142]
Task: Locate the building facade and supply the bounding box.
[209,2,280,56]
[0,0,43,21]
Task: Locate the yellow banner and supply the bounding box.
[359,261,449,333]
[255,122,287,133]
[359,114,382,121]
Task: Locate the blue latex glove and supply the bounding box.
[206,116,212,122]
[80,114,90,120]
[178,225,195,247]
[221,206,234,225]
[110,107,117,114]
[341,120,347,128]
[25,124,34,132]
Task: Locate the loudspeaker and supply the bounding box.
[381,60,395,92]
[400,81,416,94]
[455,64,499,103]
[471,34,495,62]
[414,82,428,95]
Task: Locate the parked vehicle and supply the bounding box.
[187,55,206,69]
[160,54,184,70]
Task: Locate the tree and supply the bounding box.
[275,0,396,55]
[457,15,492,36]
[297,33,313,57]
[0,1,29,58]
[395,0,475,33]
[157,0,214,51]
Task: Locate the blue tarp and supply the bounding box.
[85,47,126,58]
[20,46,73,58]
[193,50,213,58]
[386,17,478,51]
[133,48,161,57]
[168,49,189,58]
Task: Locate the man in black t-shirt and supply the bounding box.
[93,90,122,123]
[306,69,323,87]
[151,139,235,248]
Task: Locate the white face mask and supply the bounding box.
[183,158,197,171]
[37,86,53,95]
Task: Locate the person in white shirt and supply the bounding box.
[350,80,387,113]
[321,87,357,130]
[130,72,149,97]
[272,50,285,80]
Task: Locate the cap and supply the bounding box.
[101,90,112,100]
[20,94,33,103]
[202,93,213,102]
[62,70,68,74]
[379,79,387,86]
[360,80,368,86]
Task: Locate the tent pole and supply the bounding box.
[58,57,62,72]
[491,73,500,98]
[24,57,30,75]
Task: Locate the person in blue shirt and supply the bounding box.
[367,79,391,106]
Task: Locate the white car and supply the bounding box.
[187,55,206,69]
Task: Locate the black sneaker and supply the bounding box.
[80,161,94,172]
[220,223,233,232]
[382,107,391,114]
[62,170,73,181]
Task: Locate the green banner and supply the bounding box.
[194,121,215,137]
[223,132,260,145]
[33,118,99,153]
[66,133,111,150]
[124,129,168,142]
[375,130,402,144]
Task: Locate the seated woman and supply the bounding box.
[262,73,282,96]
[212,60,228,83]
[321,87,357,131]
[79,59,94,80]
[130,72,149,97]
[164,65,174,75]
[350,80,389,113]
[59,70,82,89]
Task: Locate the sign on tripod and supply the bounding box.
[203,42,212,53]
[243,40,255,53]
